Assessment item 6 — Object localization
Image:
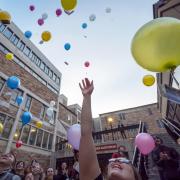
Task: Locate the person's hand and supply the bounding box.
[79,78,94,97]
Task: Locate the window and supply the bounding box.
[29,51,33,59]
[48,134,53,150]
[2,117,14,139]
[0,113,6,126]
[49,70,53,78]
[40,105,46,120]
[10,89,23,104]
[156,119,164,128]
[119,113,125,120]
[25,95,32,111]
[29,127,37,145]
[13,121,22,141]
[0,77,5,92]
[148,108,153,115]
[3,28,13,39]
[40,62,45,71]
[53,73,57,81]
[17,41,25,51]
[36,129,43,147]
[21,124,30,143]
[10,34,19,45]
[0,23,6,32]
[42,132,49,148]
[56,77,60,85]
[23,46,30,56]
[35,57,41,67]
[45,66,49,75]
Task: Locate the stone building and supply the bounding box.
[0,21,81,169]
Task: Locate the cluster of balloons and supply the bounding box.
[67,124,81,150]
[135,133,155,155]
[5,53,14,61]
[0,10,11,24]
[131,17,180,72]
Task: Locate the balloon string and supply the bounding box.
[18,124,25,141]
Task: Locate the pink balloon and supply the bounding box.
[56,9,62,16]
[29,5,35,11]
[37,19,44,26]
[67,124,81,150]
[135,133,155,155]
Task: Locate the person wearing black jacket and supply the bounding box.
[152,136,180,180]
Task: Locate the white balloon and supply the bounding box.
[89,14,96,22]
[42,13,48,20]
[50,101,55,107]
[105,7,111,13]
[46,107,53,117]
[67,124,81,150]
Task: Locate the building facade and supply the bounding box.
[0,20,81,169]
[153,0,180,142]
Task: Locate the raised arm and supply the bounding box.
[79,78,101,180]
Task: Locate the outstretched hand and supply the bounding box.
[79,78,94,97]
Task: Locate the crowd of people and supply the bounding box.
[0,151,80,180]
[0,78,179,180]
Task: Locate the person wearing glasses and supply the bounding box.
[79,78,141,180]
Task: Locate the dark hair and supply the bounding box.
[31,159,38,166]
[16,161,25,168]
[24,166,32,176]
[10,152,17,168]
[153,136,163,143]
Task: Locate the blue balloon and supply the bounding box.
[64,43,71,51]
[82,23,87,29]
[6,76,20,89]
[21,112,32,125]
[16,96,23,106]
[24,31,32,39]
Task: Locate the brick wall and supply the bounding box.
[0,52,58,104]
[100,104,166,141]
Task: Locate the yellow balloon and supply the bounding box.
[143,75,155,86]
[61,0,77,11]
[36,121,43,128]
[0,10,11,24]
[5,53,14,61]
[0,123,3,133]
[41,31,51,42]
[131,17,180,72]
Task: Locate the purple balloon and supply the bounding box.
[29,5,35,11]
[135,133,155,155]
[56,9,62,16]
[67,124,81,150]
[37,19,44,26]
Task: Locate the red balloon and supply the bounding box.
[37,19,44,26]
[84,61,90,67]
[16,140,22,148]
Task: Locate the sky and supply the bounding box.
[0,0,158,117]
